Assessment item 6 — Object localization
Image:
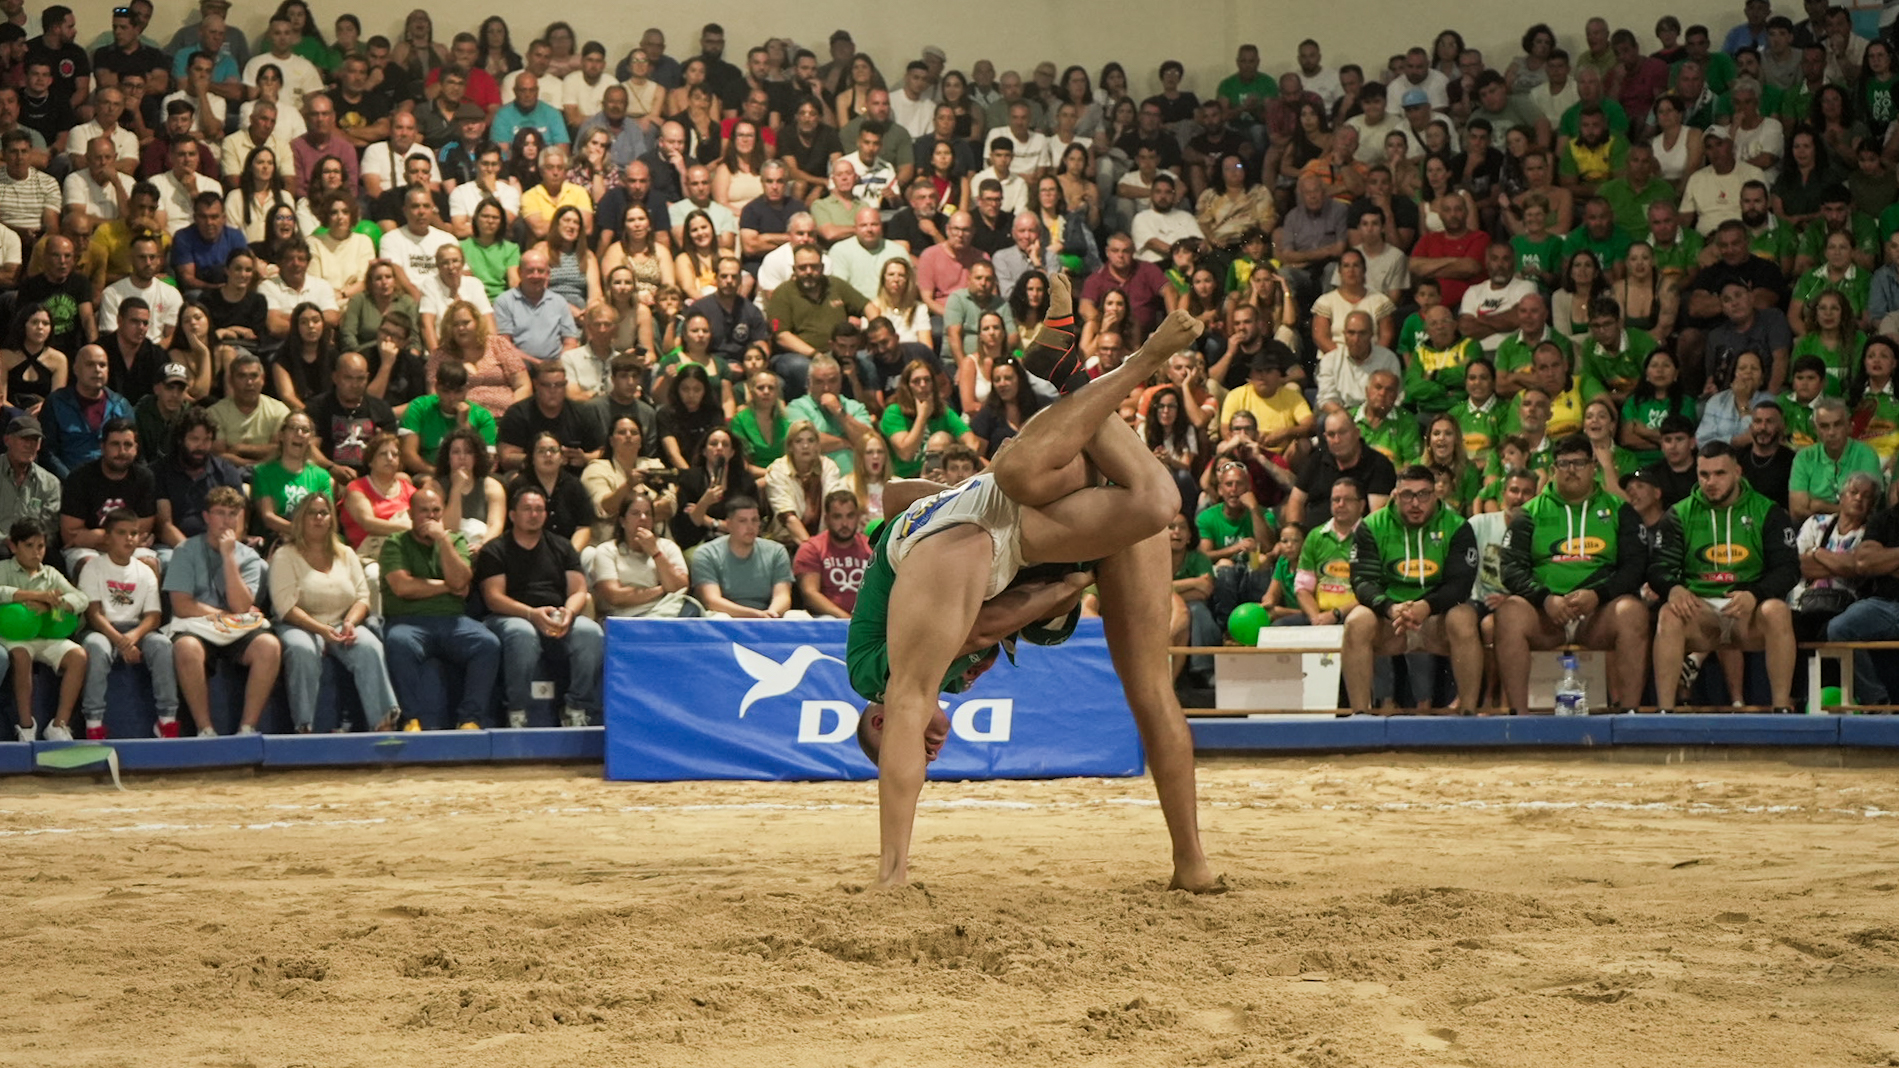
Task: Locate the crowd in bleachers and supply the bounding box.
[4,0,1899,735]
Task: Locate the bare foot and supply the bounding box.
[1132,309,1207,375]
[1168,867,1229,894]
[1047,270,1074,320]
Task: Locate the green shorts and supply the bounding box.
[845,529,999,703]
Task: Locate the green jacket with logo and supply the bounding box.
[1350,501,1477,617]
[1501,481,1648,602]
[1647,483,1798,600]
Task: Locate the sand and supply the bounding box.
[1,754,1897,1067]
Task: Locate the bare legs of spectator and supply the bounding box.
[1342,604,1483,713]
[1653,598,1796,709]
[1493,594,1652,712]
[172,632,283,734]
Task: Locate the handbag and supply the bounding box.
[1795,516,1857,616]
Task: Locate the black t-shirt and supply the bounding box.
[1142,91,1200,126]
[17,272,94,355]
[1685,257,1787,324]
[504,471,594,543]
[1642,460,1699,508]
[17,89,73,146]
[105,338,166,402]
[1348,195,1420,240]
[303,390,398,470]
[669,463,760,549]
[655,401,724,468]
[1115,129,1183,171]
[473,529,582,609]
[91,44,167,83]
[334,89,393,139]
[497,398,606,477]
[356,344,428,409]
[25,38,88,100]
[1298,446,1397,524]
[969,406,1018,458]
[60,460,157,528]
[1450,146,1507,199]
[884,207,947,253]
[588,395,660,459]
[968,210,1014,255]
[781,124,841,182]
[199,289,269,353]
[1740,445,1796,510]
[738,194,804,239]
[155,454,245,540]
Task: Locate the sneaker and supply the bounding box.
[236,724,258,736]
[85,722,106,741]
[505,710,528,729]
[561,706,590,728]
[41,724,72,741]
[1678,652,1703,697]
[402,718,422,732]
[457,720,481,730]
[197,724,218,738]
[154,718,179,739]
[14,722,34,742]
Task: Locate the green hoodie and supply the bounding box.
[1501,480,1648,601]
[1350,499,1478,616]
[1647,482,1798,599]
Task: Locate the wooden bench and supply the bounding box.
[1798,641,1899,713]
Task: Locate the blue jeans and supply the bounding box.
[773,352,812,400]
[486,614,604,716]
[1825,597,1899,703]
[276,623,401,730]
[80,630,177,721]
[385,615,503,727]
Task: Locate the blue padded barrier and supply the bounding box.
[1609,713,1841,746]
[1190,715,1388,751]
[489,726,605,762]
[33,734,264,771]
[260,731,493,767]
[1839,716,1899,747]
[1384,715,1614,747]
[0,741,31,774]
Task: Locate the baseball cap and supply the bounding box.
[6,415,41,438]
[1704,124,1731,141]
[1624,466,1666,489]
[829,29,853,44]
[161,362,190,385]
[1402,88,1430,108]
[921,45,946,62]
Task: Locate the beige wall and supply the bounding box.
[71,0,1749,96]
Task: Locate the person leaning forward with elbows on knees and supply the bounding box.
[163,485,282,737]
[0,517,89,742]
[473,482,603,729]
[1648,440,1800,712]
[690,494,793,618]
[380,485,503,729]
[1341,464,1483,714]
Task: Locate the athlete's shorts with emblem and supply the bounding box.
[884,473,1026,599]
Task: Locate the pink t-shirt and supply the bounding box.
[792,530,873,613]
[340,474,415,547]
[915,243,987,303]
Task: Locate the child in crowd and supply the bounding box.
[0,519,89,741]
[1780,355,1827,449]
[1394,278,1439,357]
[1509,194,1563,291]
[1474,436,1533,512]
[1262,522,1306,624]
[80,509,178,739]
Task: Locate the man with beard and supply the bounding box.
[1740,400,1796,508]
[1557,106,1628,200]
[686,253,767,365]
[153,405,243,562]
[766,244,870,397]
[304,352,398,485]
[1735,181,1797,274]
[1794,184,1877,273]
[59,417,157,577]
[131,358,189,461]
[1562,196,1632,272]
[1679,220,1787,392]
[1680,126,1764,235]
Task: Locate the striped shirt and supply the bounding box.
[0,167,60,231]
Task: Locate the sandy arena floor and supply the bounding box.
[1,755,1896,1067]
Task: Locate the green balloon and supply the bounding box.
[1227,603,1268,646]
[0,602,37,642]
[1821,686,1843,710]
[39,608,78,640]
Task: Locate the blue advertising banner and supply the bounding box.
[603,617,1146,782]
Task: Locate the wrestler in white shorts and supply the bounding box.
[885,473,1026,599]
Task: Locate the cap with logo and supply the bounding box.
[1703,124,1731,141]
[161,362,191,384]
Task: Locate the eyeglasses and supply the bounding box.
[1395,489,1435,503]
[1554,458,1596,471]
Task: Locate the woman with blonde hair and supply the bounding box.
[269,491,403,733]
[530,205,601,317]
[600,267,658,357]
[763,420,847,547]
[427,299,530,418]
[730,368,790,476]
[851,433,890,523]
[863,257,932,349]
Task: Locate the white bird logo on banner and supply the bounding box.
[733,643,845,717]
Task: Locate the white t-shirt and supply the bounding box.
[151,171,222,235]
[62,169,133,220]
[449,179,521,221]
[259,273,339,313]
[669,198,737,238]
[65,122,138,163]
[1680,162,1767,234]
[500,70,567,112]
[1360,244,1411,297]
[419,272,492,318]
[0,226,21,272]
[162,89,226,127]
[1458,278,1540,351]
[241,52,324,112]
[999,130,1052,178]
[1131,207,1205,262]
[238,100,306,142]
[80,555,161,629]
[562,70,611,119]
[1345,114,1402,164]
[1312,288,1398,331]
[889,89,936,140]
[378,225,457,282]
[589,539,690,618]
[1300,66,1346,110]
[99,276,185,334]
[359,140,441,192]
[1467,510,1510,601]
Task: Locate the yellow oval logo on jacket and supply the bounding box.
[1558,536,1608,556]
[1323,559,1352,581]
[1463,432,1492,454]
[1701,543,1751,566]
[1396,559,1440,580]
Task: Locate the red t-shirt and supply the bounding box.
[1411,228,1490,305]
[792,530,873,614]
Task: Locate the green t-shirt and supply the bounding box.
[1578,328,1658,401]
[1796,214,1879,264]
[1558,100,1630,140]
[1396,311,1429,357]
[1268,555,1298,609]
[730,406,792,469]
[1749,219,1797,265]
[1779,390,1819,448]
[461,237,522,299]
[1448,396,1506,467]
[1620,392,1698,466]
[379,530,473,617]
[1787,438,1884,505]
[1646,229,1705,277]
[1790,266,1872,319]
[1296,521,1357,613]
[1495,330,1572,387]
[399,393,500,465]
[1562,225,1633,271]
[1876,201,1899,242]
[252,460,333,520]
[1510,233,1566,284]
[1196,502,1271,554]
[1216,72,1278,112]
[1403,337,1477,414]
[878,403,972,477]
[1789,331,1863,397]
[1173,549,1213,581]
[1354,407,1422,466]
[1597,174,1671,237]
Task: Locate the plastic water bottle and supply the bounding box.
[1554,654,1588,717]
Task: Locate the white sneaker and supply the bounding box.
[236,724,258,736]
[561,706,589,727]
[15,722,35,742]
[41,724,72,741]
[199,725,218,737]
[505,710,528,729]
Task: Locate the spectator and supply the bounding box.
[18,235,95,356]
[879,358,981,477]
[1789,470,1877,643]
[687,253,767,365]
[0,415,57,547]
[253,414,336,548]
[591,492,694,618]
[79,506,176,739]
[670,425,759,550]
[58,416,156,577]
[1410,193,1489,307]
[269,491,402,732]
[507,429,596,569]
[153,406,243,560]
[304,352,397,484]
[497,360,605,476]
[793,488,872,618]
[689,493,792,617]
[786,353,872,474]
[1219,349,1314,463]
[205,349,289,465]
[0,516,88,741]
[827,205,910,297]
[767,246,869,396]
[0,128,59,244]
[942,259,1012,359]
[163,485,282,736]
[378,484,502,729]
[259,241,340,339]
[914,210,988,313]
[338,431,415,572]
[1080,231,1167,338]
[1274,174,1352,310]
[764,421,846,547]
[1286,410,1398,526]
[41,344,132,477]
[494,248,580,363]
[1789,396,1882,521]
[474,482,603,729]
[1315,310,1403,415]
[171,192,247,294]
[1292,478,1368,627]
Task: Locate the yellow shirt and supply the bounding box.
[1218,381,1311,452]
[519,181,594,224]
